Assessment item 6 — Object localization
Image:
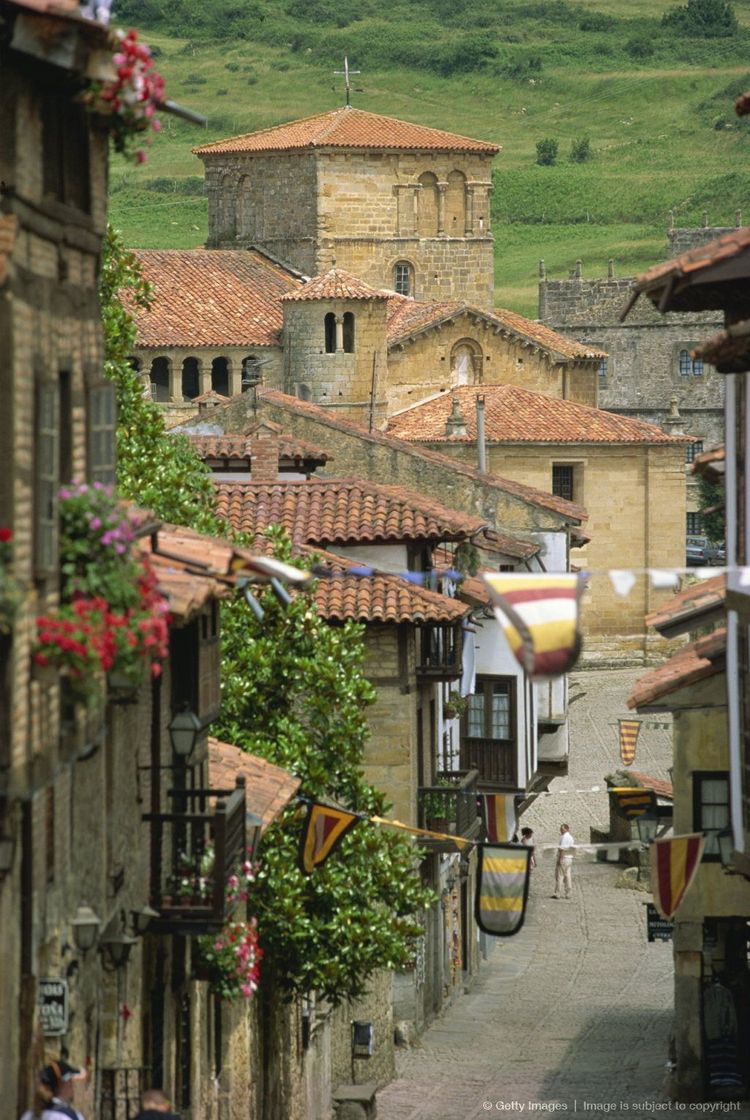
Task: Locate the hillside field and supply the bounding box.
[108,0,750,315]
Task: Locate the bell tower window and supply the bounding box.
[324,312,336,354]
[343,312,355,353]
[394,261,414,296]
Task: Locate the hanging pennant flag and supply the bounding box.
[610,786,657,819]
[650,569,680,591]
[610,570,636,599]
[650,833,705,920]
[482,572,583,680]
[298,801,359,875]
[475,843,532,937]
[480,793,517,843]
[619,719,641,766]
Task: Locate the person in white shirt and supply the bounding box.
[553,822,575,899]
[19,1060,86,1120]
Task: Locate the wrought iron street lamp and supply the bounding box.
[168,705,201,759]
[99,925,137,970]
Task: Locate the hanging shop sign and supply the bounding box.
[645,902,674,943]
[39,977,69,1036]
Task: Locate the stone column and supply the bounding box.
[229,358,243,397]
[465,187,475,235]
[335,315,344,353]
[412,186,420,233]
[394,184,416,235]
[437,182,447,235]
[200,359,212,396]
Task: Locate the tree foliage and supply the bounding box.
[100,226,221,533]
[662,0,738,37]
[215,528,434,1001]
[697,475,725,543]
[535,138,558,166]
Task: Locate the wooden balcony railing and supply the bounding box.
[459,737,518,789]
[417,769,482,852]
[143,777,246,934]
[416,623,463,682]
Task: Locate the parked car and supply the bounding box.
[686,536,725,566]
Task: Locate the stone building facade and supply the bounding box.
[194,106,499,309]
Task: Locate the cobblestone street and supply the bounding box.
[379,669,750,1120]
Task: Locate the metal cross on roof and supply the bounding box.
[334,56,361,107]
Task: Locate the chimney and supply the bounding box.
[476,394,487,474]
[661,395,685,436]
[251,430,280,482]
[445,396,467,438]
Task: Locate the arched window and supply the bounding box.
[417,172,439,237]
[445,170,466,233]
[450,339,482,385]
[149,356,170,402]
[296,383,312,401]
[324,312,336,354]
[181,357,200,400]
[211,357,229,396]
[394,261,414,296]
[343,312,355,353]
[241,355,261,390]
[127,356,141,372]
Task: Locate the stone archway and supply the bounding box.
[450,339,482,386]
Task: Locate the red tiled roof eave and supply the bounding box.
[627,628,726,709]
[193,107,501,157]
[207,738,300,832]
[645,574,726,637]
[386,385,691,447]
[281,267,390,302]
[630,227,750,314]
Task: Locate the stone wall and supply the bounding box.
[387,314,599,414]
[363,625,418,825]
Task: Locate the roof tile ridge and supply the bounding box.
[193,108,340,153]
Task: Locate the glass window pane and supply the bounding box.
[490,683,510,739]
[467,695,483,737]
[702,779,728,804]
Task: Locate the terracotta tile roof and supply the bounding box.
[214,479,487,546]
[634,227,750,293]
[131,248,300,347]
[208,738,300,832]
[480,529,540,560]
[193,106,500,156]
[693,319,750,374]
[645,574,725,637]
[628,628,726,709]
[257,389,587,524]
[281,268,389,302]
[306,547,470,624]
[193,390,230,405]
[628,771,673,801]
[386,385,691,446]
[187,433,330,466]
[385,296,605,361]
[0,214,18,288]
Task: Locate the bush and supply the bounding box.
[536,138,558,166]
[569,137,591,163]
[662,0,738,37]
[225,61,241,71]
[579,12,615,31]
[626,36,655,58]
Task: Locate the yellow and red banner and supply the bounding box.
[480,793,517,844]
[475,843,532,937]
[482,573,583,681]
[619,719,641,766]
[298,801,359,875]
[610,786,656,819]
[650,833,705,919]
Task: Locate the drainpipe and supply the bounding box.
[476,394,487,474]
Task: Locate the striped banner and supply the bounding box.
[481,793,517,843]
[298,801,359,875]
[475,843,532,937]
[610,786,657,819]
[482,573,583,681]
[619,719,641,766]
[650,833,705,920]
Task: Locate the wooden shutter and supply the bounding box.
[88,382,116,485]
[35,380,59,577]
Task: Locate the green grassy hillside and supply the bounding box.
[108,0,750,315]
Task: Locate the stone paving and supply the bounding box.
[378,669,750,1120]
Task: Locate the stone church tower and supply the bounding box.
[194,106,500,310]
[280,266,390,424]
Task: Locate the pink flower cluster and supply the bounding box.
[226,848,260,907]
[210,919,263,1000]
[81,28,165,164]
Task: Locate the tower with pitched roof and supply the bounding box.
[194,106,500,310]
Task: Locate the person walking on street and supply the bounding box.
[20,1060,87,1120]
[553,822,575,899]
[520,826,537,870]
[134,1088,182,1119]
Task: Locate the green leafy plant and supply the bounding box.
[662,0,738,37]
[535,138,558,166]
[422,776,460,824]
[197,919,263,999]
[215,527,435,1003]
[0,528,21,635]
[569,137,592,164]
[443,690,469,720]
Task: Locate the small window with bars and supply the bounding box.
[685,440,704,464]
[394,261,413,296]
[552,464,575,502]
[598,357,608,385]
[686,511,702,535]
[679,349,704,377]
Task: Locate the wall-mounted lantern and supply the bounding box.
[168,705,201,759]
[71,904,101,952]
